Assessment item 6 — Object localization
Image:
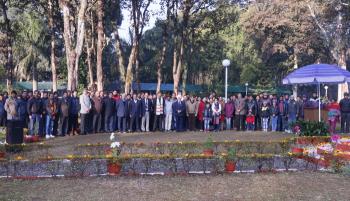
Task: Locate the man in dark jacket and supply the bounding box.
[59,91,70,136]
[129,94,141,132]
[140,93,151,132]
[0,94,6,127]
[287,96,298,131]
[91,91,103,133]
[340,92,350,133]
[103,92,115,133]
[69,91,80,135]
[173,95,186,132]
[116,94,127,133]
[27,90,43,136]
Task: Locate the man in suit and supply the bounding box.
[153,92,165,131]
[103,92,115,133]
[129,94,141,132]
[141,93,151,132]
[116,94,127,133]
[173,95,186,132]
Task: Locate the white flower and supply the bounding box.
[111,141,120,149]
[110,133,115,141]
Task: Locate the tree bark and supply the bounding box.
[59,0,88,91]
[0,0,13,92]
[96,0,104,91]
[114,29,126,89]
[156,0,171,94]
[48,0,57,92]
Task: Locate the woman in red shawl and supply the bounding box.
[197,97,206,131]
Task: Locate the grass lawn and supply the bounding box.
[0,172,349,201]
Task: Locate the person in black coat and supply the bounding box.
[172,95,186,132]
[340,92,350,133]
[103,92,115,133]
[27,90,43,136]
[129,94,141,132]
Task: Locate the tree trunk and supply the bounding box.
[172,36,179,95]
[48,0,57,92]
[135,46,141,93]
[292,53,298,98]
[0,0,13,92]
[114,29,126,89]
[59,0,87,91]
[338,49,348,100]
[96,0,104,91]
[86,9,94,88]
[32,59,38,92]
[125,44,136,94]
[156,0,171,94]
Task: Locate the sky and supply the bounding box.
[118,1,163,42]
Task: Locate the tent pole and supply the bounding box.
[318,82,321,122]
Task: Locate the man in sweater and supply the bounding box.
[186,96,197,131]
[116,94,127,133]
[234,93,246,131]
[79,89,91,135]
[91,91,103,133]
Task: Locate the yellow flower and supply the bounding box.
[66,154,74,159]
[235,140,240,142]
[179,141,183,144]
[15,156,24,160]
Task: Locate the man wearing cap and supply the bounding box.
[339,92,350,133]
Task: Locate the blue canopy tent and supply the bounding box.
[282,63,350,122]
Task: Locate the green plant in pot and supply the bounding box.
[203,137,214,156]
[0,145,5,159]
[107,133,122,175]
[225,148,237,172]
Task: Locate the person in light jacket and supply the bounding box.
[116,94,127,133]
[79,89,91,135]
[235,93,246,131]
[212,98,222,132]
[164,95,174,132]
[186,96,198,131]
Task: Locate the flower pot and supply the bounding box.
[296,138,311,145]
[203,149,214,156]
[335,143,350,152]
[32,136,40,142]
[24,135,32,143]
[225,161,236,172]
[107,162,122,175]
[105,148,112,155]
[0,152,5,158]
[291,147,304,154]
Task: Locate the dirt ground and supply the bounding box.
[0,172,349,201]
[41,131,294,156]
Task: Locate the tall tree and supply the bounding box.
[96,0,104,91]
[124,0,152,94]
[0,0,14,92]
[59,0,88,91]
[48,0,58,92]
[156,0,172,93]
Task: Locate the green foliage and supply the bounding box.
[226,147,237,162]
[204,137,214,150]
[291,120,329,136]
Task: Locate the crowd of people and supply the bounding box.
[1,89,349,143]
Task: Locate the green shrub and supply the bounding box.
[291,120,329,136]
[203,137,214,150]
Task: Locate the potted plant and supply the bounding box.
[225,148,237,172]
[0,145,5,158]
[203,137,214,156]
[107,133,122,175]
